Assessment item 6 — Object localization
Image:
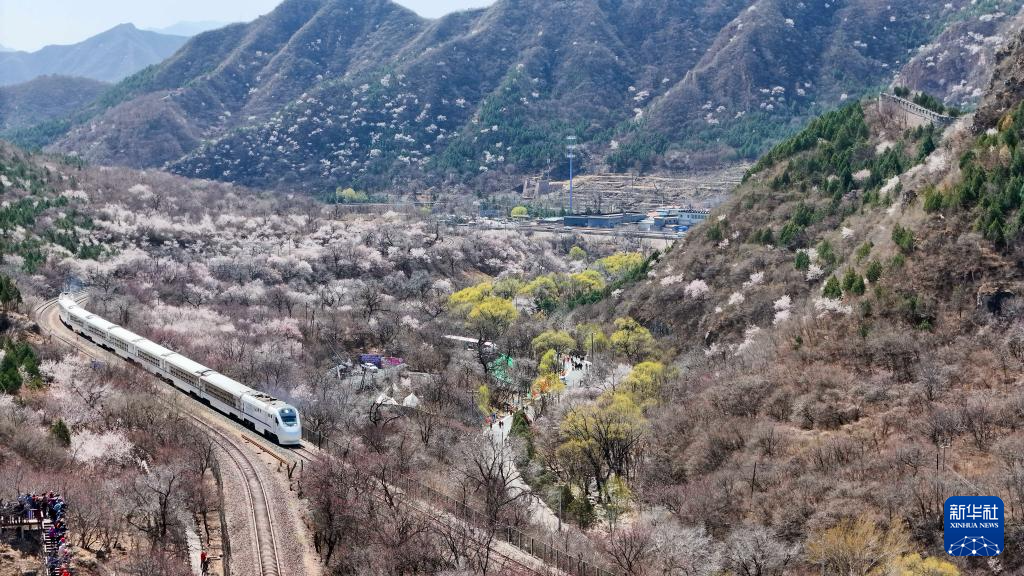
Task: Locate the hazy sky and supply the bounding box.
[0,0,495,51]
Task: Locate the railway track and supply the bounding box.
[34,294,554,576]
[287,441,552,575]
[34,295,285,576]
[190,417,283,576]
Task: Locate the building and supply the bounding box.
[521,178,557,199]
[563,213,645,228]
[641,206,711,231]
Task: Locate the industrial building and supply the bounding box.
[639,207,711,232]
[563,213,646,228]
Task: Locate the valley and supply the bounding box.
[4,2,1024,576]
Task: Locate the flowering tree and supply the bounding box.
[610,317,655,363]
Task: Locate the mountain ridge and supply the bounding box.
[0,23,188,86]
[36,0,1024,192]
[0,75,108,134]
[146,21,233,37]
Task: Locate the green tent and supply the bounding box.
[488,354,515,385]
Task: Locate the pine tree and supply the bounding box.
[50,419,71,447]
[823,275,842,299]
[795,251,810,271]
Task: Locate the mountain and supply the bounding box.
[0,45,14,53]
[973,24,1024,130]
[0,75,108,133]
[896,8,1024,110]
[0,24,187,86]
[147,21,232,37]
[43,0,1023,193]
[593,23,1024,566]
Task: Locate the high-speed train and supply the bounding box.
[57,294,302,445]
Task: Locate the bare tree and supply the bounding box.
[358,280,388,320]
[413,408,439,447]
[462,434,529,573]
[126,464,185,547]
[601,522,655,575]
[724,525,798,576]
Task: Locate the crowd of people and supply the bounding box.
[9,492,73,576]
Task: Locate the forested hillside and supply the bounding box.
[897,7,1024,110]
[32,0,1020,193]
[0,76,107,135]
[8,3,1024,574]
[543,24,1024,573]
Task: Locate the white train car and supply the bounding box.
[133,338,176,376]
[106,325,146,360]
[57,295,302,445]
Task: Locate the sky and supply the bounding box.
[0,0,495,52]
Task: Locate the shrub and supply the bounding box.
[595,252,645,281]
[532,330,576,358]
[795,251,810,270]
[0,340,39,393]
[706,221,724,243]
[806,515,909,575]
[610,317,655,362]
[917,131,936,161]
[922,186,944,212]
[841,269,865,296]
[779,222,802,248]
[849,274,866,296]
[510,411,531,438]
[854,242,872,263]
[749,228,774,245]
[567,491,596,528]
[892,225,914,254]
[817,239,837,267]
[865,260,883,283]
[335,187,369,203]
[822,276,842,299]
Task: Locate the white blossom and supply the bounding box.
[735,326,762,355]
[814,297,852,316]
[773,295,792,325]
[72,429,134,465]
[660,274,685,287]
[743,271,764,288]
[684,279,710,299]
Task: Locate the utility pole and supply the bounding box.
[566,136,577,215]
[558,489,563,532]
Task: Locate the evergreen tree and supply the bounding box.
[0,275,22,312]
[823,275,842,299]
[50,419,71,447]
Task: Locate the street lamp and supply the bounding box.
[566,136,577,214]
